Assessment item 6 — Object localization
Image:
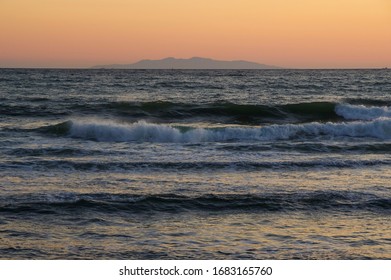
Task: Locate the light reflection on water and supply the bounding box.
[1,211,390,259]
[1,69,391,259]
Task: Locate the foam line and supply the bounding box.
[58,119,391,142]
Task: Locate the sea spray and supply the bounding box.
[42,118,391,142]
[335,104,391,120]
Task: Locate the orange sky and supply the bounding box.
[1,0,390,68]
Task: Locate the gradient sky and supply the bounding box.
[1,0,390,68]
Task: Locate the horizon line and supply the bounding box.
[0,66,389,70]
[2,57,389,70]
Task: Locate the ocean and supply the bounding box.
[0,69,390,259]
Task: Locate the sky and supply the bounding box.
[1,0,390,68]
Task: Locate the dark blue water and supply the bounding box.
[0,69,390,259]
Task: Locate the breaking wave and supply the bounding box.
[336,104,391,120]
[40,117,391,142]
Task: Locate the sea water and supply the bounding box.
[0,69,390,259]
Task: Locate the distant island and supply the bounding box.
[92,57,280,69]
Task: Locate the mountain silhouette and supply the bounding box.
[93,57,280,69]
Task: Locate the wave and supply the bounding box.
[5,100,391,124]
[40,118,391,142]
[105,101,340,123]
[1,191,389,214]
[4,158,391,172]
[1,101,341,123]
[335,104,391,120]
[5,143,391,159]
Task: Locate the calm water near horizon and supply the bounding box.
[0,69,390,259]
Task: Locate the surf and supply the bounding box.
[40,117,391,143]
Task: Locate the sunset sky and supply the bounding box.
[1,0,390,68]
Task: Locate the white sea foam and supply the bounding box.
[336,104,391,120]
[67,119,391,143]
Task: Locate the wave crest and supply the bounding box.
[41,118,391,143]
[336,104,391,120]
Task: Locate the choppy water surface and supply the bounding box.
[0,69,390,259]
